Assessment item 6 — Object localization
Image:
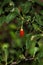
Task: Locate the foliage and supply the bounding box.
[0,0,43,65]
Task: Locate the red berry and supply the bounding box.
[20,28,24,37]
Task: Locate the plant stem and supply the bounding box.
[5,50,8,65]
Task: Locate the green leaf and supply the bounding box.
[26,34,32,49]
[36,0,43,6]
[29,47,39,57]
[6,8,20,23]
[38,39,43,49]
[40,10,43,15]
[26,34,37,55]
[1,0,12,7]
[35,13,43,26]
[2,43,9,50]
[38,60,43,65]
[32,0,43,6]
[20,2,32,14]
[38,51,43,59]
[0,16,6,26]
[30,34,43,41]
[19,54,25,60]
[9,31,16,40]
[0,8,4,15]
[25,16,31,22]
[32,23,40,31]
[14,37,23,48]
[6,12,17,23]
[9,24,17,30]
